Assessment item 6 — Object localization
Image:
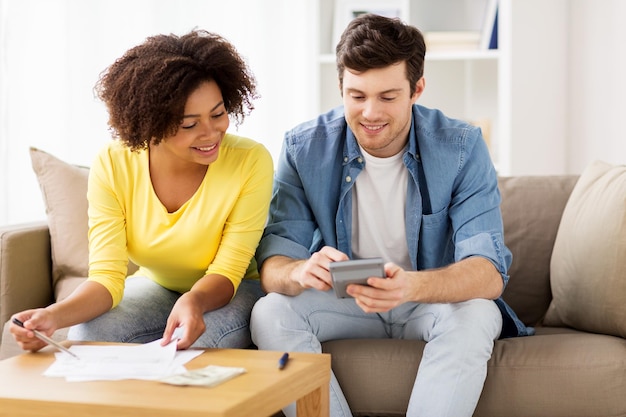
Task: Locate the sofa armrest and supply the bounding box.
[0,221,53,327]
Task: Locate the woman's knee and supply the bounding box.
[68,307,164,343]
[193,282,264,349]
[193,321,252,349]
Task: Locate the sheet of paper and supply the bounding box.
[44,338,203,382]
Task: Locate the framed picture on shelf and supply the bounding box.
[332,0,409,51]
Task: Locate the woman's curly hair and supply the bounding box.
[95,29,258,151]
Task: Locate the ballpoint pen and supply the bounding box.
[12,318,80,360]
[278,352,289,370]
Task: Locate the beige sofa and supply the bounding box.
[1,149,626,417]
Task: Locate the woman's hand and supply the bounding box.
[161,291,207,350]
[161,274,234,350]
[10,309,59,352]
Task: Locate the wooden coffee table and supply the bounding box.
[0,344,330,417]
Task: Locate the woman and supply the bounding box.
[10,29,273,350]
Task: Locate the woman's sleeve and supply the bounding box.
[86,149,129,307]
[206,143,274,290]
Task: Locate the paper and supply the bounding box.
[44,337,203,382]
[160,365,246,387]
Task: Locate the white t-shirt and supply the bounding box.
[351,147,412,270]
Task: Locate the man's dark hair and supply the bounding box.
[95,29,258,151]
[336,14,426,96]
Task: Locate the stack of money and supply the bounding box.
[160,365,246,387]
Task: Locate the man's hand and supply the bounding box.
[346,263,409,313]
[260,246,349,295]
[291,246,349,291]
[347,256,504,313]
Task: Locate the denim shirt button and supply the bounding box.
[357,157,363,163]
[343,156,348,162]
[345,176,352,183]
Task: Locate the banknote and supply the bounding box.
[160,365,246,387]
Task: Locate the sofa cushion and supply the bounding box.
[30,147,89,298]
[544,161,626,338]
[497,175,578,326]
[323,328,626,417]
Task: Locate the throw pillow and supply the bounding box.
[498,175,579,327]
[30,147,90,291]
[544,160,626,338]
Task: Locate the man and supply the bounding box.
[250,14,531,417]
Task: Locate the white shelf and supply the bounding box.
[320,49,499,64]
[425,49,499,61]
[314,0,569,176]
[316,0,506,170]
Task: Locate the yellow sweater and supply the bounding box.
[86,136,273,307]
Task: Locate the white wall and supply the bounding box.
[567,0,626,174]
[2,0,625,226]
[506,0,626,176]
[0,0,318,225]
[507,0,568,175]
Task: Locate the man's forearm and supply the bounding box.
[407,256,504,304]
[259,255,306,295]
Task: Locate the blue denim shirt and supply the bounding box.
[257,105,533,338]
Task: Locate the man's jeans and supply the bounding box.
[251,289,502,417]
[68,277,264,348]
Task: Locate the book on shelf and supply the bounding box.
[480,0,499,50]
[424,31,481,52]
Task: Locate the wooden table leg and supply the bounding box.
[296,383,329,417]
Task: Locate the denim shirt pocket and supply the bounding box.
[417,206,454,270]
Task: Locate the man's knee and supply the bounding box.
[252,292,288,319]
[250,293,289,342]
[435,299,502,341]
[463,299,502,338]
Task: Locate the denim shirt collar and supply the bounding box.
[343,128,362,164]
[405,113,420,161]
